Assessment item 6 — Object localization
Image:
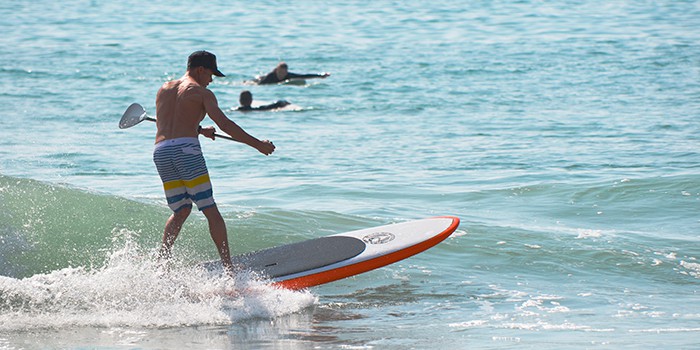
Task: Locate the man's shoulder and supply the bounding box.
[159,79,180,91]
[161,78,207,95]
[182,83,205,92]
[181,83,214,99]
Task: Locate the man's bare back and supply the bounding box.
[155,77,208,144]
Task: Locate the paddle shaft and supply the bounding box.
[142,116,237,142]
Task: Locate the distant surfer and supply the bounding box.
[236,90,290,111]
[153,50,275,275]
[250,62,330,85]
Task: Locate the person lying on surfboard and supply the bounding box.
[153,50,275,275]
[250,62,330,85]
[235,90,290,111]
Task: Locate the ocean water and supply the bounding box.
[1,0,699,349]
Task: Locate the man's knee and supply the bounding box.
[173,205,192,221]
[202,205,220,217]
[202,205,225,224]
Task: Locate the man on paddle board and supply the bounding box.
[153,50,275,274]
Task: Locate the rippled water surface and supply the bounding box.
[1,1,699,349]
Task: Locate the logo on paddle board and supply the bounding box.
[362,231,395,245]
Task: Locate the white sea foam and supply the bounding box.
[448,319,488,329]
[629,327,700,333]
[575,228,603,239]
[450,229,468,237]
[0,229,316,331]
[680,260,700,278]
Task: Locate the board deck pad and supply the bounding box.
[229,236,366,278]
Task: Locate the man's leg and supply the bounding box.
[202,205,235,275]
[160,205,192,259]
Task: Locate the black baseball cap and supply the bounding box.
[187,50,225,77]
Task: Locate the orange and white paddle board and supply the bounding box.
[204,216,460,290]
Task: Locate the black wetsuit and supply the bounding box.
[236,100,290,111]
[255,71,325,85]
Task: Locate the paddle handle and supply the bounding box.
[212,132,237,141]
[144,117,238,142]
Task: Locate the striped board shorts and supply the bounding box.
[153,137,216,212]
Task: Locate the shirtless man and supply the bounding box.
[153,50,275,274]
[253,62,330,85]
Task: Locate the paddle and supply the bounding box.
[119,103,237,141]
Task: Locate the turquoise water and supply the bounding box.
[1,1,700,348]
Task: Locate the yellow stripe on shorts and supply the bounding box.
[162,173,211,191]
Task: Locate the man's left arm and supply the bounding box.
[202,89,275,155]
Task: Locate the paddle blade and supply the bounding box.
[119,103,148,129]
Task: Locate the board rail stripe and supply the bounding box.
[272,216,460,290]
